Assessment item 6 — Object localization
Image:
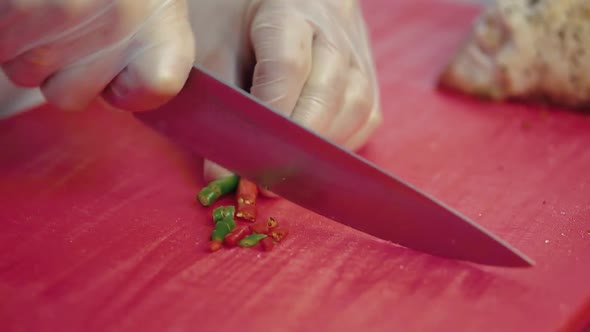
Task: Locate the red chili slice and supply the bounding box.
[270,229,289,242]
[209,240,222,252]
[224,225,252,247]
[237,178,258,203]
[249,221,270,234]
[236,203,257,222]
[261,237,275,251]
[266,217,279,229]
[236,178,258,221]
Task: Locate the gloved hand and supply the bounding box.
[190,0,383,192]
[0,0,195,112]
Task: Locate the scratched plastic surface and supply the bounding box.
[1,1,590,331]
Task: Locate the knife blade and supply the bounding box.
[133,65,534,267]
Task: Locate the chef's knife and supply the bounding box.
[134,65,534,267]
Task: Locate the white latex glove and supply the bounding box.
[0,0,195,112]
[190,0,383,192]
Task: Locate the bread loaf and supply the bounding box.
[438,0,590,109]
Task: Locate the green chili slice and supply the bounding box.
[212,205,235,223]
[238,233,268,247]
[197,175,239,206]
[211,217,236,242]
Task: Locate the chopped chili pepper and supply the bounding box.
[210,217,236,244]
[238,233,267,247]
[209,240,222,252]
[212,205,235,223]
[249,221,270,234]
[237,177,258,204]
[197,175,239,206]
[236,178,258,221]
[270,228,288,242]
[266,217,278,229]
[224,225,252,247]
[261,237,275,251]
[236,204,257,222]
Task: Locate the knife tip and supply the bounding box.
[496,253,536,268]
[464,242,536,268]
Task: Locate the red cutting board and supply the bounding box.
[1,0,590,331]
